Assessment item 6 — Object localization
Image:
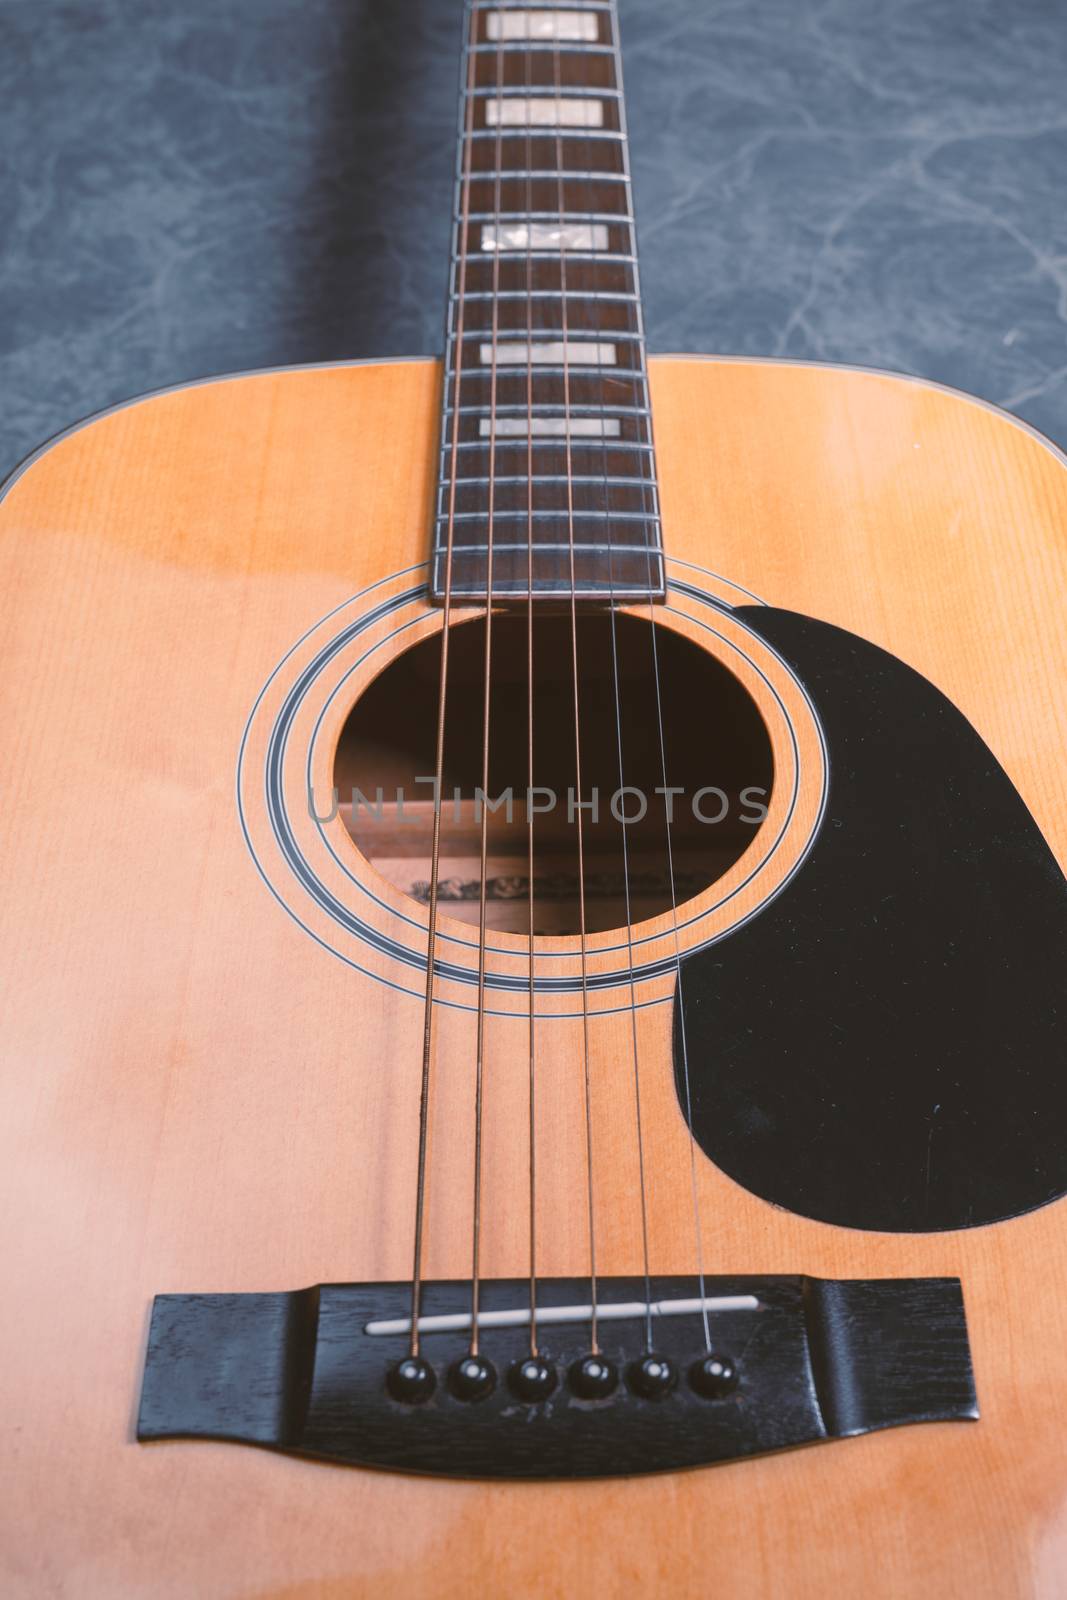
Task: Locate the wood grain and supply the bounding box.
[1,356,1066,1598]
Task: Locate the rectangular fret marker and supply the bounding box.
[481,221,610,251]
[485,10,600,42]
[486,97,604,129]
[479,417,622,438]
[478,340,617,366]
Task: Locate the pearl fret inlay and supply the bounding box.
[485,10,600,42]
[478,340,618,366]
[485,97,605,129]
[479,416,622,438]
[480,221,610,251]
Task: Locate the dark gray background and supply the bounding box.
[2,0,1065,477]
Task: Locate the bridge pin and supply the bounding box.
[448,1354,497,1402]
[568,1353,619,1400]
[386,1356,436,1404]
[688,1353,739,1399]
[508,1356,558,1403]
[627,1353,678,1399]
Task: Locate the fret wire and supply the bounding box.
[469,196,631,212]
[447,437,655,453]
[448,317,643,327]
[469,44,615,56]
[446,325,645,343]
[445,568,665,579]
[464,128,625,141]
[446,576,661,585]
[473,169,630,182]
[468,1,613,9]
[447,588,665,600]
[452,250,638,262]
[449,594,665,603]
[443,563,665,576]
[439,570,667,586]
[438,554,666,570]
[436,539,663,550]
[447,321,643,331]
[447,321,643,337]
[447,320,646,342]
[451,290,638,302]
[438,470,655,483]
[445,379,646,397]
[469,177,633,196]
[441,584,668,600]
[439,486,662,505]
[470,188,626,202]
[465,86,622,98]
[458,211,634,224]
[444,570,661,580]
[439,496,659,513]
[444,404,652,418]
[468,1,612,9]
[443,560,666,571]
[449,328,645,342]
[446,381,648,395]
[449,354,646,367]
[444,509,661,522]
[448,382,649,398]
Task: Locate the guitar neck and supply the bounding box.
[432,1,664,605]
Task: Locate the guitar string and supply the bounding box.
[647,606,713,1353]
[553,24,601,1356]
[523,25,539,1361]
[588,3,654,1355]
[407,3,479,1361]
[468,0,505,1360]
[608,0,716,1354]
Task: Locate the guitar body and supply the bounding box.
[2,354,1067,1597]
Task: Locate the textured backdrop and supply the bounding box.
[2,0,1065,476]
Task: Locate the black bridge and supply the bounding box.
[138,1275,977,1478]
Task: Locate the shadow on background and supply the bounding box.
[305,0,454,363]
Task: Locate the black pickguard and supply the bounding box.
[674,607,1067,1232]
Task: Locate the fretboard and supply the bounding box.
[432,1,664,605]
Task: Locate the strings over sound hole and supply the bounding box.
[333,613,773,935]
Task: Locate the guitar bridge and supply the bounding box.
[137,1275,977,1478]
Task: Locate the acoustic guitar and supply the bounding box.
[3,3,1067,1595]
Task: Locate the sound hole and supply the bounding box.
[333,613,773,935]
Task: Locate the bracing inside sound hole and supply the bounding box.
[333,613,774,935]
